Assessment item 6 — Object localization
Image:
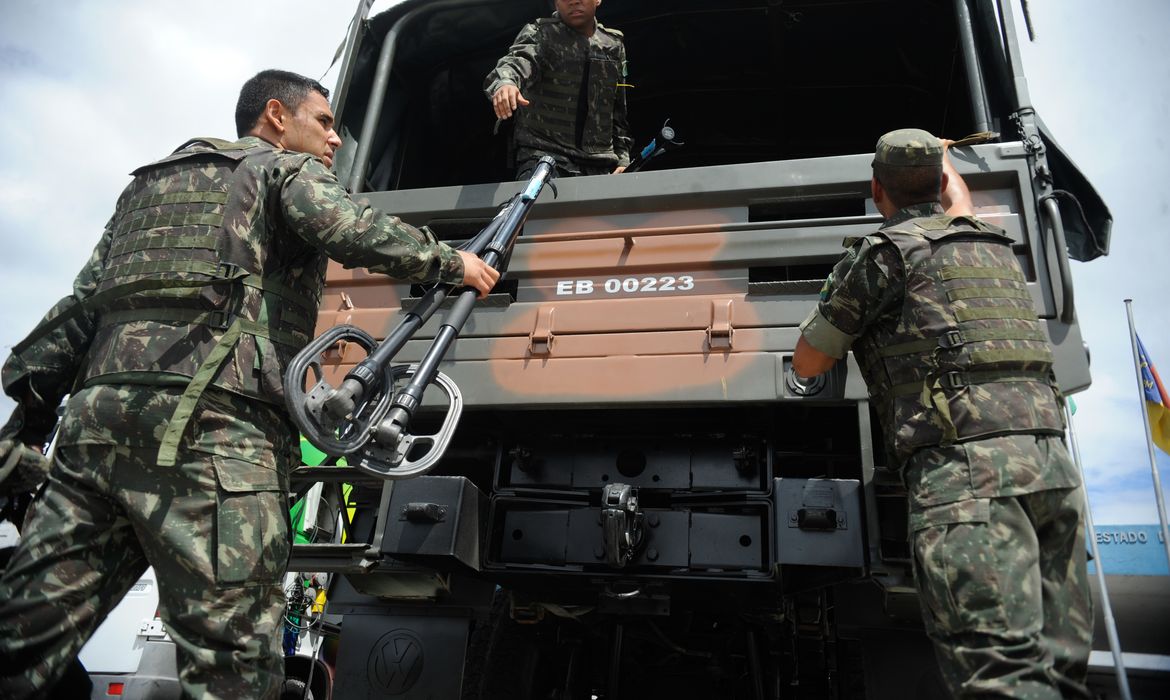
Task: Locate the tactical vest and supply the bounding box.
[21,137,326,465]
[516,18,624,159]
[853,214,1065,465]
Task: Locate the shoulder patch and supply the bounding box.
[818,276,833,302]
[598,24,624,38]
[176,137,238,152]
[957,215,1011,237]
[879,223,928,240]
[913,216,954,231]
[916,214,1013,243]
[132,138,247,175]
[845,234,886,249]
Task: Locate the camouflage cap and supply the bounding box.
[873,129,942,167]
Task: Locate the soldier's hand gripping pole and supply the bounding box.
[284,157,557,478]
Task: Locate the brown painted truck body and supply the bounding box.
[284,2,1126,698]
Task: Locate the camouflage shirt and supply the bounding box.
[485,14,633,167]
[799,202,1079,507]
[2,136,463,432]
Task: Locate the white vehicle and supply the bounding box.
[74,568,332,700]
[78,569,179,699]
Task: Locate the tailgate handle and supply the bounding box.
[707,299,734,349]
[529,305,556,356]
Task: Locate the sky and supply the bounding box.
[0,0,1168,525]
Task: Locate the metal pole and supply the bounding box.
[1065,403,1132,700]
[995,0,1033,111]
[1123,299,1170,569]
[952,0,992,133]
[608,622,624,700]
[347,0,506,193]
[329,0,376,125]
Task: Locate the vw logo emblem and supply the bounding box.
[367,629,425,694]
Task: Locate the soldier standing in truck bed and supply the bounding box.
[485,0,633,178]
[0,69,498,699]
[792,129,1092,699]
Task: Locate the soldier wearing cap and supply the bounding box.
[793,129,1092,698]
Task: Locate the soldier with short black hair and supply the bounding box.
[0,68,499,699]
[486,0,633,178]
[792,129,1093,698]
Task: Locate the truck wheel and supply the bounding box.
[281,656,330,700]
[279,678,313,700]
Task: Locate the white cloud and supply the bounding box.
[1087,484,1170,526]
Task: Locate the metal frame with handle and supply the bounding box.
[284,156,557,479]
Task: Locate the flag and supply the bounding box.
[1138,335,1170,455]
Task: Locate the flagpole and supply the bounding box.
[1065,403,1132,700]
[1123,299,1170,569]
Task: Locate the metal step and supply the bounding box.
[289,543,377,574]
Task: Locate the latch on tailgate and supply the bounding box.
[707,299,734,350]
[529,305,556,356]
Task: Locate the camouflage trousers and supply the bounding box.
[0,385,294,699]
[515,147,617,179]
[910,484,1092,699]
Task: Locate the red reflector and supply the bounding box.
[108,682,125,695]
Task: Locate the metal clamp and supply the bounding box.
[601,483,645,568]
[939,329,965,349]
[207,309,235,331]
[941,371,966,390]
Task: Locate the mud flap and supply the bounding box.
[332,613,471,698]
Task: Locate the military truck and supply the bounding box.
[285,1,1116,698]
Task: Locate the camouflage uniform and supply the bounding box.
[0,408,50,501]
[485,12,633,178]
[797,130,1092,698]
[0,136,463,699]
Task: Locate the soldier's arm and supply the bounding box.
[612,43,633,169]
[793,239,901,378]
[281,158,465,285]
[940,139,974,216]
[2,228,111,439]
[485,23,542,101]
